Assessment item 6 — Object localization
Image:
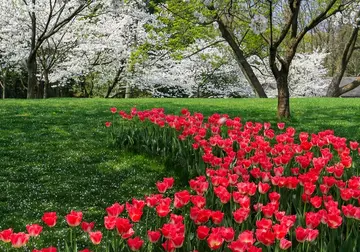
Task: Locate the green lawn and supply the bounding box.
[0,98,359,248]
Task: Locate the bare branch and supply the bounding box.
[339,77,360,95]
[183,40,225,59]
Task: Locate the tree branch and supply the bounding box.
[183,40,225,59]
[339,77,360,95]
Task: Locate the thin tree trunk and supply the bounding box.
[27,55,37,99]
[105,65,125,98]
[0,80,5,99]
[277,71,290,118]
[217,20,267,98]
[43,70,50,99]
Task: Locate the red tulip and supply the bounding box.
[127,237,144,251]
[258,182,271,194]
[163,177,174,188]
[105,122,111,128]
[10,232,29,248]
[0,228,13,242]
[272,224,288,240]
[42,212,57,227]
[89,231,102,245]
[116,218,132,235]
[238,230,255,246]
[305,212,321,229]
[277,123,285,130]
[227,240,247,252]
[104,216,116,230]
[191,195,206,208]
[106,203,124,217]
[256,218,272,230]
[207,233,224,250]
[121,228,135,239]
[174,190,191,208]
[156,202,171,217]
[233,208,250,224]
[81,222,95,233]
[211,211,224,225]
[327,214,342,229]
[255,228,275,246]
[171,233,185,248]
[156,181,168,193]
[196,226,210,240]
[110,107,117,113]
[221,227,235,242]
[126,202,143,222]
[65,210,83,227]
[162,240,176,252]
[147,230,161,243]
[309,196,322,208]
[280,238,292,250]
[26,224,43,237]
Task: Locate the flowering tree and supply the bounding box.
[52,0,152,98]
[147,0,268,98]
[0,0,94,99]
[132,42,254,98]
[252,52,329,97]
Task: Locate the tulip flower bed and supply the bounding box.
[1,106,360,252]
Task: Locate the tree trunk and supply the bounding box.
[277,71,290,119]
[125,83,131,98]
[27,55,37,99]
[105,65,125,98]
[326,74,343,97]
[43,70,50,99]
[0,80,5,99]
[217,20,267,98]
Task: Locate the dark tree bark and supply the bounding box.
[0,69,7,99]
[27,0,37,99]
[0,80,5,99]
[43,69,50,99]
[27,54,37,99]
[217,19,268,98]
[277,71,290,118]
[105,62,126,98]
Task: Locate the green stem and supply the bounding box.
[70,228,73,249]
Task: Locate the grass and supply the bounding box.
[0,97,359,249]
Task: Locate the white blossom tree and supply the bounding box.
[0,0,94,98]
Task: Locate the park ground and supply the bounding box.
[0,98,359,234]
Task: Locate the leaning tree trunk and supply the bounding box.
[277,71,290,119]
[43,69,50,99]
[27,55,37,99]
[217,20,267,98]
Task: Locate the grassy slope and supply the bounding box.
[0,97,359,234]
